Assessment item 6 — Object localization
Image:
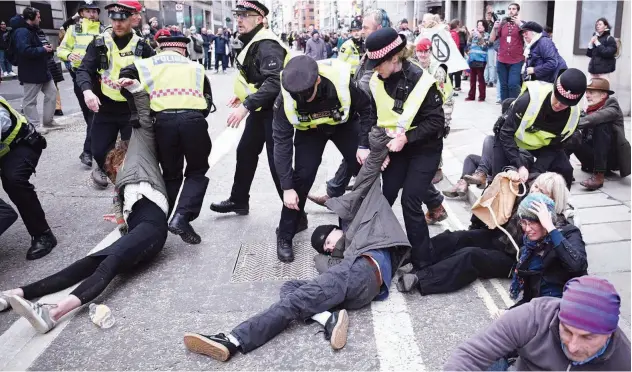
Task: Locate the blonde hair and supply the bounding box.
[532,172,569,214]
[395,44,415,62]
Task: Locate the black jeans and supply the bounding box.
[69,69,94,155]
[382,139,442,269]
[231,256,380,353]
[154,111,211,219]
[0,143,50,237]
[277,121,359,240]
[325,159,354,197]
[0,198,18,236]
[230,109,282,204]
[450,71,462,89]
[416,229,515,295]
[21,198,167,304]
[572,125,612,173]
[215,53,226,71]
[91,111,132,169]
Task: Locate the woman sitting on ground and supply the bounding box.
[397,171,586,297]
[0,79,169,334]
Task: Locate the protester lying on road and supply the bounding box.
[396,172,585,297]
[444,276,631,371]
[182,126,411,362]
[0,82,169,334]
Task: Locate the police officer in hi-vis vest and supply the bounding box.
[210,0,291,216]
[337,16,364,76]
[493,68,586,188]
[76,2,154,189]
[273,56,372,262]
[365,28,445,271]
[119,29,213,245]
[57,1,104,168]
[0,97,55,260]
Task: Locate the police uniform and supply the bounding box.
[210,0,290,215]
[57,1,105,167]
[273,56,372,262]
[337,17,364,76]
[75,2,154,188]
[365,28,445,270]
[0,97,56,260]
[119,31,213,245]
[493,69,586,188]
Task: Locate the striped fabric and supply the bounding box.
[558,276,620,334]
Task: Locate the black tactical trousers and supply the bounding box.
[277,120,359,241]
[231,256,380,353]
[0,143,50,237]
[154,111,211,220]
[69,69,94,155]
[91,111,131,170]
[324,120,361,198]
[230,109,283,204]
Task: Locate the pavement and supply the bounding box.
[0,68,629,371]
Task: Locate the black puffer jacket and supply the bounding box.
[586,30,617,74]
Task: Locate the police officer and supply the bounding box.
[76,2,154,189]
[119,30,213,245]
[0,96,56,260]
[210,0,290,216]
[337,16,364,76]
[57,1,104,168]
[493,68,586,188]
[273,55,371,262]
[365,28,445,271]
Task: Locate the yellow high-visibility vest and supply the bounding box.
[97,32,143,102]
[280,58,351,130]
[234,28,290,111]
[0,97,26,158]
[338,38,361,75]
[57,19,104,68]
[135,51,207,112]
[514,81,580,150]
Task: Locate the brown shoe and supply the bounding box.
[432,168,444,184]
[425,205,448,225]
[307,193,330,207]
[463,171,487,188]
[442,179,468,198]
[580,173,604,191]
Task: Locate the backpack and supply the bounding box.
[3,29,18,65]
[609,36,622,59]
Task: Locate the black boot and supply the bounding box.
[169,213,202,244]
[297,212,308,233]
[183,332,238,362]
[209,199,249,215]
[27,230,57,260]
[79,152,92,168]
[323,309,349,350]
[276,235,294,262]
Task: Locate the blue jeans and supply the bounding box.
[497,61,523,101]
[0,50,13,74]
[484,49,497,84]
[203,47,211,69]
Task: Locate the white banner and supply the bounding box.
[414,26,469,73]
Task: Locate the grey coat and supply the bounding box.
[115,90,168,201]
[325,127,411,266]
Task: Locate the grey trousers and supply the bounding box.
[231,256,380,353]
[22,80,56,128]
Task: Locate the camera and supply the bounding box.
[504,16,513,23]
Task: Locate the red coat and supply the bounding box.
[450,29,460,48]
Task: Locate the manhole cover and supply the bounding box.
[231,241,318,283]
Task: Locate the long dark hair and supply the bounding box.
[450,19,461,30]
[595,17,611,32]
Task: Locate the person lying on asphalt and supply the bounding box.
[0,79,169,334]
[182,126,412,362]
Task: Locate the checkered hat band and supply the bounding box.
[159,41,188,49]
[150,89,203,99]
[556,79,581,100]
[238,0,264,16]
[367,37,403,60]
[102,76,120,90]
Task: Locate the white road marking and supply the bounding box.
[490,278,515,308]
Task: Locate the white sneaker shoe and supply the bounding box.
[8,296,57,334]
[0,293,11,312]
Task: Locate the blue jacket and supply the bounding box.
[10,14,52,84]
[525,35,567,83]
[213,34,229,54]
[201,33,212,48]
[467,32,489,65]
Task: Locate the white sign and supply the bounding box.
[415,26,469,73]
[176,11,183,23]
[175,3,183,11]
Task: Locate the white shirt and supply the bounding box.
[122,181,169,221]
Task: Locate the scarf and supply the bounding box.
[561,337,611,366]
[509,233,553,300]
[522,32,543,73]
[587,98,607,113]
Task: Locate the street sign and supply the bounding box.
[175,3,183,11]
[176,11,183,23]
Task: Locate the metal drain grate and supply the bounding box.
[231,241,318,283]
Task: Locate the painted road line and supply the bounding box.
[490,278,515,308]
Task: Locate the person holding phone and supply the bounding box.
[489,3,525,101]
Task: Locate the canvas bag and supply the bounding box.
[471,171,525,261]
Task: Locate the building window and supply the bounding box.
[310,16,315,20]
[0,1,17,21]
[573,0,624,55]
[30,1,54,30]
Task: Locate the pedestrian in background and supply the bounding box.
[490,3,525,101]
[521,21,567,83]
[466,20,489,102]
[226,30,235,68]
[201,27,212,70]
[0,21,16,77]
[484,11,497,88]
[305,30,327,61]
[187,26,204,64]
[449,19,463,93]
[587,17,617,79]
[230,31,243,67]
[213,27,229,73]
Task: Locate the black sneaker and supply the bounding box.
[210,199,249,215]
[54,109,64,116]
[183,332,238,362]
[27,230,57,260]
[323,309,349,350]
[395,273,419,293]
[297,212,308,233]
[276,235,294,262]
[168,213,202,244]
[79,152,92,168]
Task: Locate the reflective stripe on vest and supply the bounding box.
[73,20,102,68]
[514,81,581,150]
[99,32,142,102]
[233,28,291,111]
[369,67,438,137]
[338,39,360,74]
[0,98,26,158]
[280,59,351,130]
[135,51,207,112]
